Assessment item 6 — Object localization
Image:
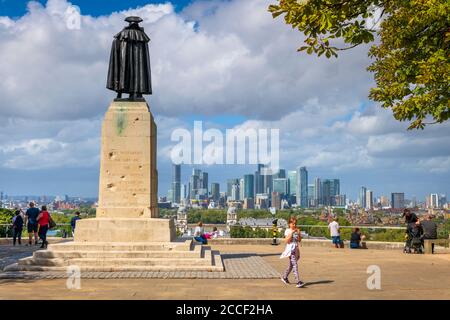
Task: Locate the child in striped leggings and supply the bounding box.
[280,217,305,288]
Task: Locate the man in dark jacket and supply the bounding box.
[421,215,438,253]
[12,210,24,246]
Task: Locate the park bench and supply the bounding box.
[424,238,449,254]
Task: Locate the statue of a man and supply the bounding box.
[106,16,152,100]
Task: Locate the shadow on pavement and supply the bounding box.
[303,280,334,287]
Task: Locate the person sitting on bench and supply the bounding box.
[421,215,438,254]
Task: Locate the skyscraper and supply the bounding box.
[314,178,322,206]
[180,184,187,201]
[430,193,439,208]
[273,169,286,179]
[359,187,367,208]
[287,171,297,196]
[391,193,405,209]
[227,179,239,197]
[201,172,208,195]
[239,178,245,200]
[244,174,255,199]
[308,184,315,207]
[189,169,208,200]
[322,179,340,206]
[171,164,181,203]
[254,164,265,195]
[261,167,273,194]
[211,183,220,201]
[365,190,373,210]
[296,166,308,208]
[231,184,240,201]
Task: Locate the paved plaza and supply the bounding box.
[0,243,449,300]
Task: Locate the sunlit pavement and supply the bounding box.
[0,244,449,300]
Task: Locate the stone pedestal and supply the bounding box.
[97,101,159,219]
[73,100,176,243]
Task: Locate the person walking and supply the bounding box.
[280,216,305,288]
[421,215,438,254]
[12,210,24,246]
[70,211,81,237]
[25,202,40,246]
[328,217,341,248]
[37,205,50,249]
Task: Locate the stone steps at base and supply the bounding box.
[5,251,223,272]
[19,255,213,267]
[33,250,203,259]
[4,264,224,272]
[47,241,193,252]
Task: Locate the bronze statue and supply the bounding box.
[106,16,152,100]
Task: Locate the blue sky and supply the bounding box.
[0,0,193,17]
[0,0,448,202]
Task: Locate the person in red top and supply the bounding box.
[37,205,50,249]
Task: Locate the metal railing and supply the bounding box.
[0,223,72,239]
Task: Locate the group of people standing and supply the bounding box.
[11,202,82,249]
[12,202,51,248]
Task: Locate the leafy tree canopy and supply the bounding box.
[269,0,449,129]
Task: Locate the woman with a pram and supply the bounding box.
[403,209,424,254]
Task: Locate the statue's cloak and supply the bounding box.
[106,24,152,95]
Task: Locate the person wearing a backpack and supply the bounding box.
[37,205,51,249]
[12,210,24,246]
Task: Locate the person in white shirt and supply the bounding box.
[280,216,305,288]
[193,221,207,244]
[328,217,341,248]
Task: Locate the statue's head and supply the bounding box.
[125,16,143,25]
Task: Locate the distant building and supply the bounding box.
[287,171,297,196]
[314,178,322,207]
[273,169,286,179]
[189,168,208,201]
[239,178,245,201]
[230,184,240,201]
[271,192,282,210]
[243,198,255,209]
[365,190,373,210]
[211,183,220,201]
[171,164,181,204]
[308,184,315,207]
[226,207,238,231]
[254,164,265,195]
[243,174,255,199]
[261,168,273,195]
[359,187,367,208]
[227,178,239,197]
[334,194,346,207]
[255,193,269,209]
[176,206,188,233]
[273,178,288,195]
[322,179,340,206]
[391,193,405,209]
[380,195,389,207]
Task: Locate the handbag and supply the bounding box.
[48,215,57,229]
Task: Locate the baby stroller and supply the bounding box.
[404,222,424,254]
